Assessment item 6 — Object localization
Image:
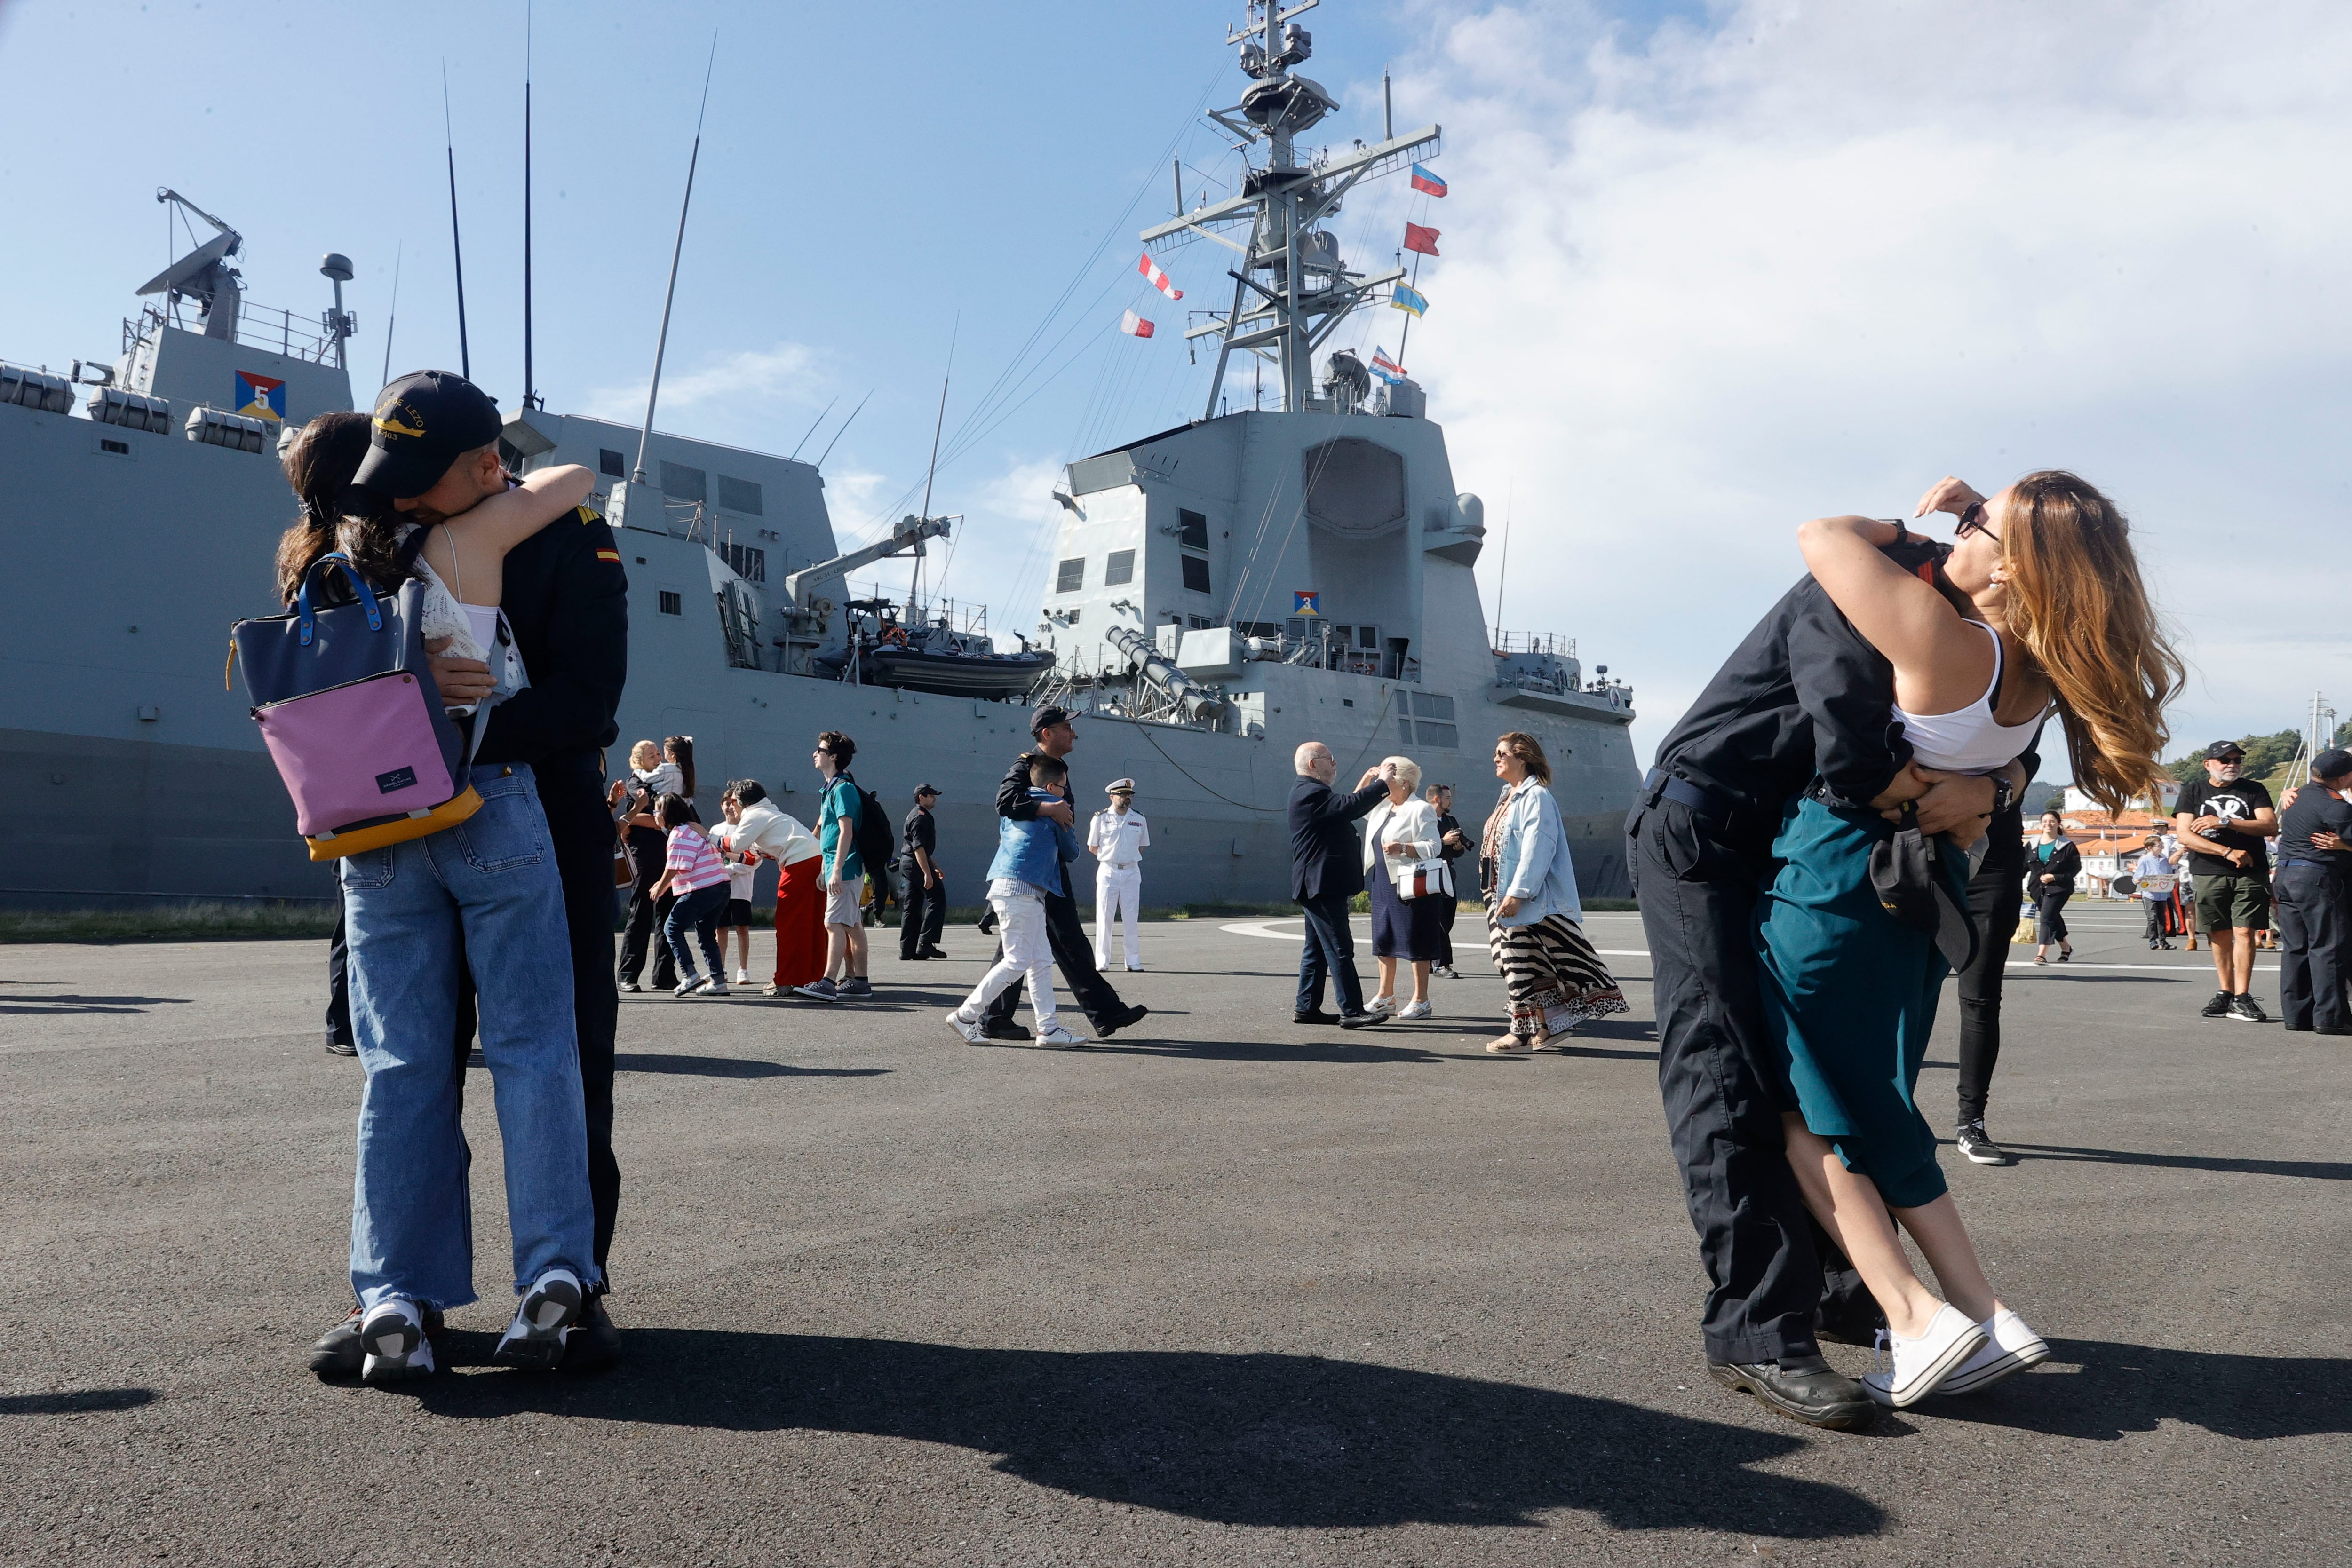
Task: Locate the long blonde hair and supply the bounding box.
[1999,471,2184,813]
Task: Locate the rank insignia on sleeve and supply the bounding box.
[596,549,622,563]
[576,504,605,525]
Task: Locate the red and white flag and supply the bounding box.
[1137,252,1184,300]
[1120,309,1156,338]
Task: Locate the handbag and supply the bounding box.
[230,551,484,861]
[1394,857,1453,901]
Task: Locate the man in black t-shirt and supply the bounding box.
[2271,749,2352,1032]
[899,785,947,960]
[2175,740,2279,1022]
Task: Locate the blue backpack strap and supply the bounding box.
[294,552,382,646]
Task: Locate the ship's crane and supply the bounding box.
[137,189,246,341]
[779,513,952,637]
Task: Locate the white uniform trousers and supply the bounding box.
[1095,863,1143,968]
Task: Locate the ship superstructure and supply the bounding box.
[0,4,1640,911]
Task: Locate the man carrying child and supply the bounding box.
[946,754,1087,1047]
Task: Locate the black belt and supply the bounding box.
[1644,767,1741,822]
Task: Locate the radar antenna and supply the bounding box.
[139,189,245,342]
[1141,0,1439,416]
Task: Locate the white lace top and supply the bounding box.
[402,524,527,712]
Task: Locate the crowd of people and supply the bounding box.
[273,370,2291,1437]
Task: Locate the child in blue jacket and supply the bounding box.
[946,754,1083,1046]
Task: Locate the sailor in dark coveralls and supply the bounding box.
[1630,528,2034,1428]
[2272,748,2352,1034]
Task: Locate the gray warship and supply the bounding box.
[0,1,1639,910]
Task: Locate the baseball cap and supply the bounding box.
[1031,704,1073,736]
[2314,748,2352,778]
[349,370,504,501]
[914,783,940,798]
[2204,740,2247,760]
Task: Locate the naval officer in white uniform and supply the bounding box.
[1088,779,1150,971]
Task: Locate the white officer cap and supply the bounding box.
[1105,778,1137,796]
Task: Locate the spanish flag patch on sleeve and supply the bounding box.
[596,549,622,563]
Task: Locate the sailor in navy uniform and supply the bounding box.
[1089,779,1150,971]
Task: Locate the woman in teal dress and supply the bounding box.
[1755,471,2180,1407]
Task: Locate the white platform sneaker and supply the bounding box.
[1936,1307,2051,1395]
[1862,1303,1989,1408]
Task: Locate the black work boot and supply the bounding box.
[1708,1355,1876,1430]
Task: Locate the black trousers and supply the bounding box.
[616,827,676,990]
[2274,861,2350,1031]
[2033,889,2071,947]
[532,751,625,1279]
[1295,892,1367,1016]
[985,876,1127,1031]
[1956,855,2026,1125]
[326,885,354,1049]
[1433,884,1457,969]
[899,870,946,957]
[1630,796,1870,1364]
[2144,900,2171,946]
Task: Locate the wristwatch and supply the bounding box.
[1990,772,2015,816]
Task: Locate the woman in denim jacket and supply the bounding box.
[1479,731,1628,1054]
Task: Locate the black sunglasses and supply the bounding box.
[1956,500,2001,543]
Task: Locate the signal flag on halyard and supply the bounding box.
[1120,309,1156,338]
[1409,163,1447,197]
[1369,348,1407,384]
[1403,222,1441,257]
[1137,253,1184,300]
[1391,284,1428,318]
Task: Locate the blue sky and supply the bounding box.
[5,0,2343,775]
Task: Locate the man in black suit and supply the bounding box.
[1288,741,1388,1029]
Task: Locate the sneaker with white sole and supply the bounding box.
[359,1299,438,1385]
[733,967,749,984]
[1936,1307,2050,1396]
[792,978,839,1002]
[1861,1304,1989,1408]
[700,979,731,997]
[1955,1119,2015,1166]
[1397,999,1433,1019]
[494,1267,585,1370]
[837,977,873,999]
[945,1009,989,1044]
[672,974,707,997]
[1033,1023,1085,1048]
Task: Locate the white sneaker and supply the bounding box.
[359,1298,437,1385]
[672,974,706,997]
[494,1266,584,1370]
[701,979,731,997]
[1033,1023,1086,1048]
[1936,1308,2051,1395]
[1862,1303,1990,1408]
[1397,999,1433,1019]
[733,967,749,984]
[945,1009,989,1044]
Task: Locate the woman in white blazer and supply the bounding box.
[1362,755,1449,1018]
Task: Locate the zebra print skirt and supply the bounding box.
[1486,911,1629,1038]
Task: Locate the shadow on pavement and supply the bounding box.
[1929,1338,2352,1441]
[1094,1037,1451,1065]
[1999,1143,2352,1182]
[405,1333,1883,1537]
[0,1387,158,1415]
[0,994,191,1015]
[614,1053,891,1080]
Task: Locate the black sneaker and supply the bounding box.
[494,1267,585,1370]
[981,1018,1029,1042]
[560,1296,622,1373]
[325,1037,358,1058]
[837,977,874,999]
[2226,993,2268,1023]
[2201,990,2233,1019]
[1095,1003,1149,1039]
[1955,1120,2015,1166]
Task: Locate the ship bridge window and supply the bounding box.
[1104,549,1135,586]
[718,475,764,515]
[1178,509,1209,549]
[1357,623,1379,649]
[1188,614,1212,630]
[1401,719,1460,750]
[1181,555,1212,594]
[658,591,683,616]
[1410,691,1456,722]
[1057,557,1086,594]
[719,542,766,582]
[659,461,707,503]
[599,448,627,478]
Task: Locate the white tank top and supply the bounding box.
[1891,619,2048,774]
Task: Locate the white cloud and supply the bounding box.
[1386,0,2352,768]
[581,341,829,444]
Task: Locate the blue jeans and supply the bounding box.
[339,763,599,1311]
[663,881,728,977]
[1295,893,1365,1016]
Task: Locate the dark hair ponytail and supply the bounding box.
[273,412,374,603]
[664,735,697,801]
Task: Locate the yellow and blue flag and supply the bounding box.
[1391,284,1428,318]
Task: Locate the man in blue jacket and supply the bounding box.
[1288,742,1389,1029]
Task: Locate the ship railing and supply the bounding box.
[839,576,995,641]
[125,300,341,364]
[1491,629,1577,659]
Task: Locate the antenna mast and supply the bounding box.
[442,64,471,380]
[913,321,957,607]
[380,241,403,390]
[633,37,718,485]
[522,0,537,410]
[1142,0,1438,417]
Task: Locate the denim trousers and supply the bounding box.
[663,881,728,978]
[963,884,1060,1029]
[1295,893,1366,1016]
[339,763,600,1311]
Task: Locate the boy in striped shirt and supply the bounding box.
[648,794,731,995]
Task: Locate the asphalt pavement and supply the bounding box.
[2,903,2347,1565]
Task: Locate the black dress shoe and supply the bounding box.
[919,946,950,960]
[560,1297,622,1373]
[1708,1356,1875,1430]
[1096,1003,1150,1039]
[1336,1010,1379,1029]
[981,1019,1029,1041]
[1293,1009,1341,1024]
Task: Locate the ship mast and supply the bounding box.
[1142,0,1439,417]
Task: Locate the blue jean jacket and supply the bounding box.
[1493,781,1583,927]
[988,789,1081,897]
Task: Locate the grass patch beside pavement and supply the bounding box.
[0,903,338,944]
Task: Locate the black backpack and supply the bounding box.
[849,779,896,883]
